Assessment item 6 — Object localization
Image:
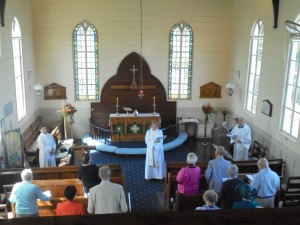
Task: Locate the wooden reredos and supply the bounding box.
[91,52,176,128]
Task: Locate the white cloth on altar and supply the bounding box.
[230,124,251,161]
[145,128,165,179]
[37,133,56,167]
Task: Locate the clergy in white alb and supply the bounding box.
[230,117,251,161]
[145,120,165,180]
[37,124,57,167]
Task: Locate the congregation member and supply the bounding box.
[145,120,165,180]
[79,153,101,195]
[219,164,244,209]
[233,183,261,209]
[229,117,251,161]
[176,153,201,195]
[56,185,86,216]
[87,166,128,214]
[195,190,220,210]
[205,146,231,194]
[9,169,51,218]
[250,158,280,208]
[37,124,57,167]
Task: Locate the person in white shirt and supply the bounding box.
[230,117,251,161]
[145,120,165,180]
[250,158,280,208]
[37,124,57,167]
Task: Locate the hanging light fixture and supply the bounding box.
[138,0,144,99]
[33,72,43,96]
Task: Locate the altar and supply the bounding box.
[109,113,161,141]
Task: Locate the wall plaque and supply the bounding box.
[44,83,66,100]
[200,82,222,98]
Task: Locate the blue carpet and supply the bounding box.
[90,145,189,212]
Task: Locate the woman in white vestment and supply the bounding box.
[145,120,165,180]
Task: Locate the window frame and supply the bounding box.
[11,17,26,121]
[73,21,99,101]
[280,18,300,139]
[245,20,264,115]
[168,22,193,100]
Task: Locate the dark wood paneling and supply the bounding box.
[91,52,176,128]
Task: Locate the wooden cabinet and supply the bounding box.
[109,113,160,141]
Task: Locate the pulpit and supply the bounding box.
[109,113,160,141]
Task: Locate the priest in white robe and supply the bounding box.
[230,117,251,161]
[145,120,165,180]
[37,124,57,167]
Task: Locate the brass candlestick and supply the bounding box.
[116,104,119,116]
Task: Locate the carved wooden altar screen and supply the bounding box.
[91,52,176,130]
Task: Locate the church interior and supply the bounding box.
[0,0,300,224]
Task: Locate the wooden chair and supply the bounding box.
[173,191,204,211]
[281,176,300,207]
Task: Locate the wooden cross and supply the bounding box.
[130,65,138,87]
[57,101,77,139]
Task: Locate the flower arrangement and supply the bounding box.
[202,103,214,122]
[63,100,77,123]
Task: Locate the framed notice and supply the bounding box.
[261,100,272,117]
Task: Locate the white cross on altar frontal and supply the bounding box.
[130,124,140,133]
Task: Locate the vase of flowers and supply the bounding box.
[201,103,214,146]
[63,100,77,123]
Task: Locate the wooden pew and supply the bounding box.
[165,159,284,178]
[173,191,204,211]
[160,159,284,211]
[163,172,208,211]
[0,163,123,193]
[11,176,126,217]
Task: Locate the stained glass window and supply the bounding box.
[168,23,193,100]
[245,20,264,114]
[73,21,99,100]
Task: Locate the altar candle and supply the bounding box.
[117,97,119,105]
[153,97,156,104]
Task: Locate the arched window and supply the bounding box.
[168,22,193,100]
[281,18,300,138]
[73,21,99,100]
[245,20,264,114]
[11,17,26,120]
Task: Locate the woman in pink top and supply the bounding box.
[176,153,201,195]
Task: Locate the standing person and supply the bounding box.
[87,166,128,214]
[233,183,261,209]
[195,190,220,210]
[9,169,51,218]
[205,146,231,194]
[145,120,165,180]
[219,164,244,209]
[79,153,101,195]
[176,153,201,195]
[230,117,251,161]
[56,185,86,216]
[37,124,57,167]
[250,158,280,208]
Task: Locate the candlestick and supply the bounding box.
[116,97,119,105]
[153,97,155,104]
